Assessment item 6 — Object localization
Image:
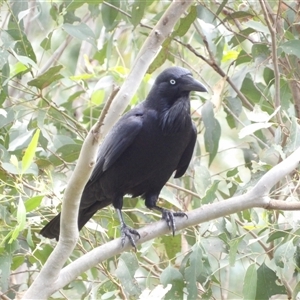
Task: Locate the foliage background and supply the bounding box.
[1,0,300,299]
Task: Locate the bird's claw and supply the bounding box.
[120,224,141,250]
[161,209,188,236]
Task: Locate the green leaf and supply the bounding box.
[239,122,274,139]
[29,244,54,265]
[11,255,25,271]
[66,13,82,24]
[266,230,292,243]
[196,5,216,25]
[8,129,35,151]
[8,0,27,30]
[243,264,257,299]
[226,167,238,177]
[115,253,140,297]
[56,143,81,163]
[9,198,26,243]
[101,0,120,31]
[27,65,64,90]
[225,11,254,21]
[263,67,275,86]
[40,32,53,51]
[62,23,96,47]
[228,236,243,266]
[236,49,252,65]
[229,28,255,47]
[24,195,43,212]
[194,165,211,198]
[147,41,169,73]
[160,265,184,300]
[285,116,300,152]
[184,243,203,299]
[256,263,286,299]
[173,6,197,37]
[201,180,219,204]
[0,254,12,291]
[65,0,103,11]
[93,41,108,65]
[214,0,229,20]
[274,242,295,268]
[240,77,262,104]
[293,281,300,300]
[161,234,181,260]
[160,186,182,209]
[229,66,249,98]
[10,62,28,78]
[202,101,221,165]
[252,43,270,61]
[280,40,300,59]
[280,79,292,110]
[17,198,26,228]
[10,49,38,70]
[0,62,10,100]
[245,20,269,34]
[131,0,147,28]
[22,129,40,173]
[5,29,37,62]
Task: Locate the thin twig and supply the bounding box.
[166,182,200,199]
[259,0,284,127]
[93,85,120,138]
[174,38,254,111]
[235,219,273,260]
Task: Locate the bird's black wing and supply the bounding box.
[90,105,144,183]
[174,123,197,178]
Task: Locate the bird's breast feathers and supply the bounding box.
[159,98,191,135]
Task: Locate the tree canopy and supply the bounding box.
[1,0,300,299]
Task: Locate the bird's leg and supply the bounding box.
[116,208,140,250]
[152,205,187,236]
[145,194,187,236]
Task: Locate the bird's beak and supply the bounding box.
[182,75,207,93]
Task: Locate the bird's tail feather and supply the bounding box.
[40,213,61,240]
[40,200,111,240]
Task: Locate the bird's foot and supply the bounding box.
[120,224,141,250]
[161,209,188,236]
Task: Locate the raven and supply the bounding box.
[40,67,207,248]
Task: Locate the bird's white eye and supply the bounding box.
[170,79,176,85]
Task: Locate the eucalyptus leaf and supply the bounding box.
[27,65,64,90]
[101,0,120,31]
[115,253,140,297]
[62,23,96,47]
[256,263,286,299]
[243,264,257,299]
[280,40,300,59]
[202,101,221,165]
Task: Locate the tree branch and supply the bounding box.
[30,146,300,294]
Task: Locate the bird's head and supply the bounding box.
[149,67,207,106]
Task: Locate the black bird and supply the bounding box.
[40,67,207,248]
